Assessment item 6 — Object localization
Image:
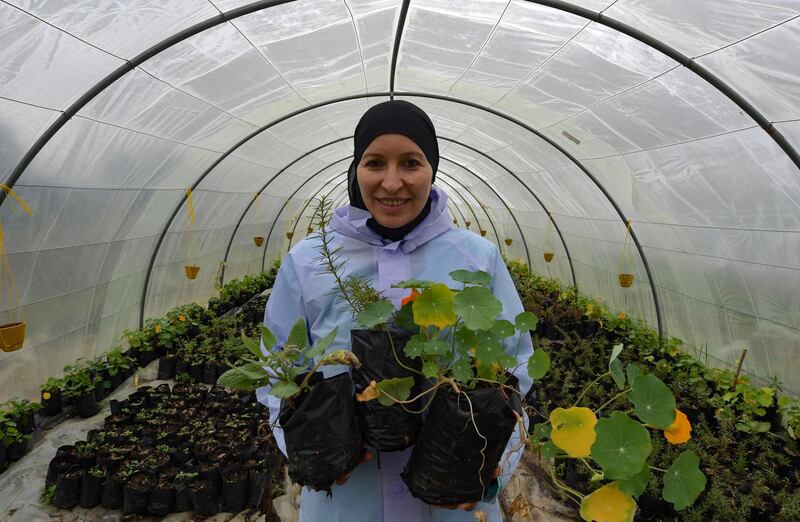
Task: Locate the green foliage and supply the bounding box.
[61,362,95,399]
[40,484,56,505]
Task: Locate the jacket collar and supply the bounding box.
[329,185,452,253]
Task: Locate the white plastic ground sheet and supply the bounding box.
[1,0,799,404]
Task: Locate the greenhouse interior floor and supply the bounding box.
[0,358,574,522]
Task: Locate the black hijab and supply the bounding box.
[348,100,439,241]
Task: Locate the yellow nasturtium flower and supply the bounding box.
[664,409,692,444]
[178,315,186,322]
[154,324,161,334]
[580,482,635,522]
[550,407,597,458]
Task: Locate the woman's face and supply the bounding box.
[357,133,433,228]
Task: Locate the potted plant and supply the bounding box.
[106,345,136,385]
[357,269,538,505]
[218,320,363,493]
[62,363,99,418]
[40,377,64,416]
[1,409,32,463]
[253,236,265,247]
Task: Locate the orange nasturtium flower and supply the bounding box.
[664,409,692,444]
[401,288,421,306]
[618,311,627,320]
[178,315,186,322]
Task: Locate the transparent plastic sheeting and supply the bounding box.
[1,0,799,402]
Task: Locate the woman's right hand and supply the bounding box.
[334,450,373,485]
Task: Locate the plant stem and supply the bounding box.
[594,389,632,415]
[649,466,668,473]
[386,331,422,376]
[579,457,600,476]
[572,372,611,407]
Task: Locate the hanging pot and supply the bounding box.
[543,252,554,263]
[253,236,265,247]
[307,227,314,234]
[452,220,457,225]
[618,273,634,288]
[285,232,294,240]
[480,230,487,237]
[464,221,471,227]
[184,265,200,280]
[504,238,513,246]
[0,321,25,352]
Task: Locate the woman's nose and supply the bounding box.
[380,164,403,192]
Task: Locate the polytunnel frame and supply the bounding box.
[12,0,800,338]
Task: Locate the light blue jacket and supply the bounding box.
[257,186,533,522]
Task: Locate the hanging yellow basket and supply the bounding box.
[465,221,471,227]
[253,236,264,247]
[480,230,487,237]
[544,252,554,263]
[286,232,294,240]
[452,219,457,225]
[504,238,513,246]
[0,321,25,352]
[184,265,200,280]
[618,273,634,288]
[307,227,314,234]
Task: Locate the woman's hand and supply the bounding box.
[431,466,501,511]
[334,450,373,485]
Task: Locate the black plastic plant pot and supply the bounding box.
[123,471,155,515]
[109,398,128,416]
[53,468,84,509]
[174,483,193,512]
[401,376,522,506]
[202,362,218,385]
[221,464,249,513]
[73,390,100,418]
[0,444,5,469]
[101,474,124,509]
[190,362,204,382]
[148,482,175,516]
[5,438,30,461]
[138,348,156,368]
[41,388,63,416]
[79,471,105,508]
[351,329,423,451]
[247,469,267,508]
[278,371,362,492]
[188,479,220,517]
[157,356,177,380]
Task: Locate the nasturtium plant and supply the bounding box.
[592,411,652,480]
[528,349,550,380]
[550,407,597,458]
[357,299,395,329]
[618,461,650,498]
[579,482,636,522]
[449,269,492,286]
[628,374,677,429]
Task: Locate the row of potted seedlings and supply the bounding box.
[0,398,41,471]
[44,383,285,516]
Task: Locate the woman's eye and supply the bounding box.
[403,159,421,169]
[365,159,383,168]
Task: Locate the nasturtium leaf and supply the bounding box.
[515,311,538,332]
[455,327,477,356]
[579,482,636,522]
[422,338,449,356]
[610,359,626,391]
[662,450,706,511]
[532,422,552,441]
[269,381,301,399]
[491,319,516,339]
[356,300,394,329]
[528,349,551,380]
[475,340,505,366]
[392,279,435,289]
[550,407,597,458]
[449,269,492,286]
[287,318,308,350]
[376,376,414,407]
[394,302,417,331]
[259,325,276,354]
[541,440,559,458]
[626,364,641,384]
[499,354,517,369]
[610,343,624,365]
[306,327,338,359]
[618,461,650,498]
[629,374,677,429]
[591,411,652,480]
[421,361,439,379]
[413,284,457,329]
[451,358,473,384]
[404,334,427,359]
[453,286,502,330]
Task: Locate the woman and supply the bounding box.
[258,100,533,521]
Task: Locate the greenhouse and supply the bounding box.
[1,0,799,520]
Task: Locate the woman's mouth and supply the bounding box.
[377,198,410,208]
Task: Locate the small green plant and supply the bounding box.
[175,471,198,484]
[105,346,135,377]
[175,372,194,385]
[40,484,56,505]
[217,320,358,399]
[61,363,95,399]
[40,376,64,393]
[88,465,105,478]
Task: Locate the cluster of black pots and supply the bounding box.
[47,383,285,516]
